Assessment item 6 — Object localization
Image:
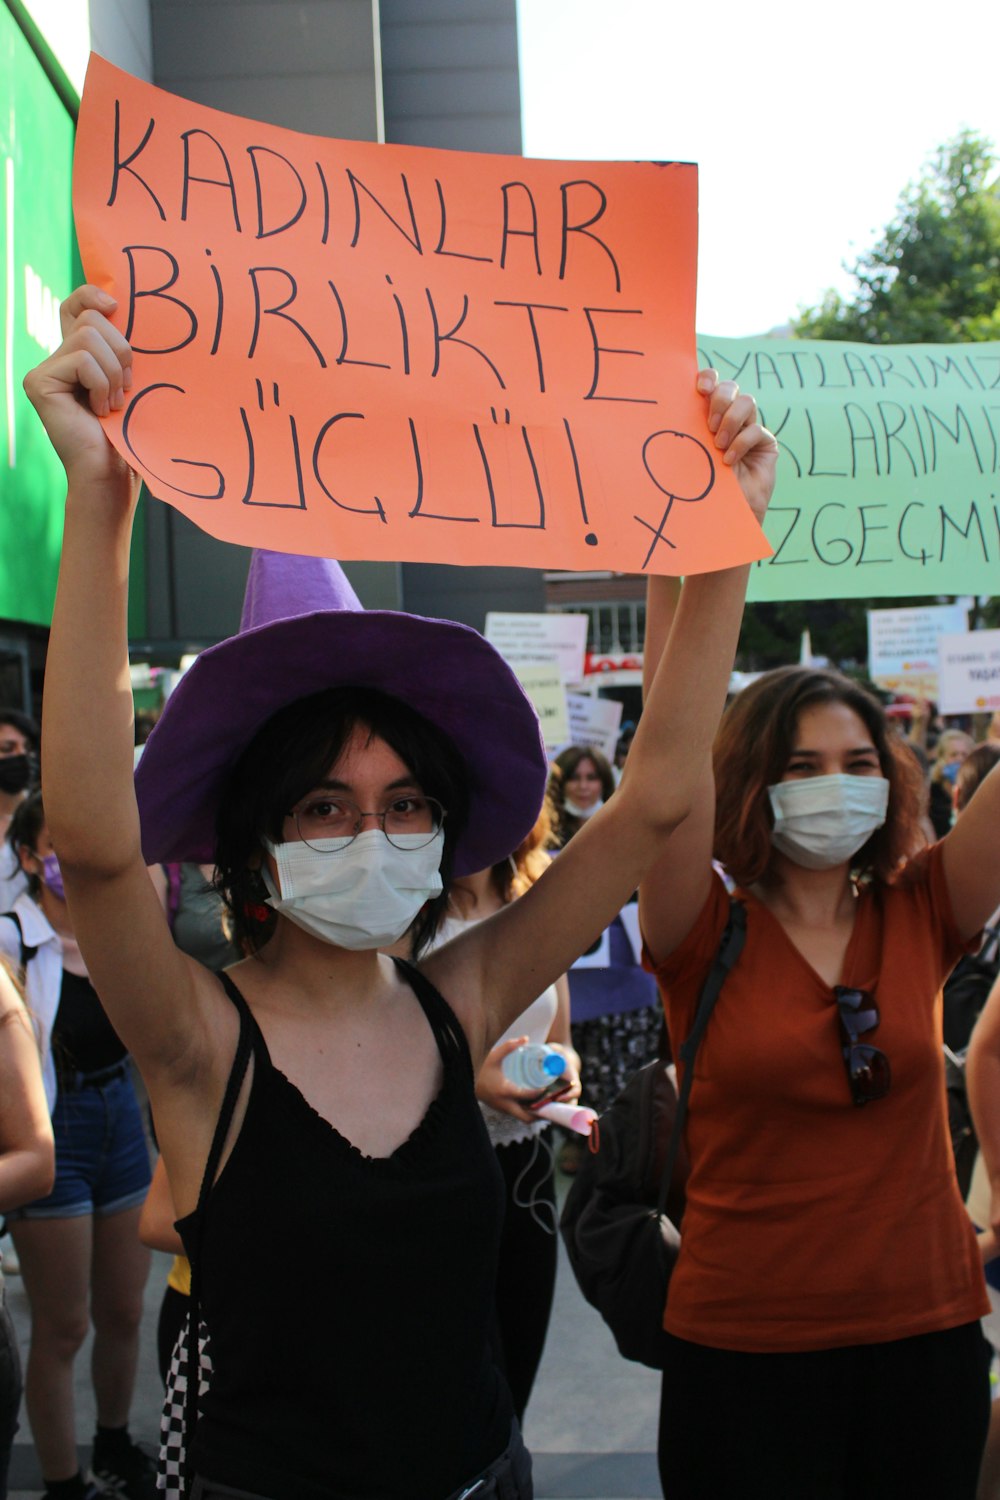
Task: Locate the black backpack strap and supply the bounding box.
[655,899,746,1217]
[0,911,37,982]
[183,972,257,1492]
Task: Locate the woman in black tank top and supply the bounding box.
[26,286,776,1499]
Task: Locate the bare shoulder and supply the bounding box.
[417,925,492,1062]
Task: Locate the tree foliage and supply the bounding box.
[795,131,1000,344]
[736,133,1000,672]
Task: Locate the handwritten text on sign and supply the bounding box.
[697,335,1000,601]
[72,56,766,576]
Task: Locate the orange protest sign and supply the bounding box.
[73,55,770,575]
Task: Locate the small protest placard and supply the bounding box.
[485,612,588,684]
[867,603,969,697]
[564,691,624,763]
[511,662,568,749]
[72,55,768,577]
[938,630,1000,714]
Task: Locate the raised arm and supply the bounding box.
[0,966,54,1212]
[939,761,1000,940]
[23,289,224,1089]
[425,377,776,1057]
[966,973,1000,1249]
[637,376,774,963]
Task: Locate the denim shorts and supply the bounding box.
[6,1067,151,1220]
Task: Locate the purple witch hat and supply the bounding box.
[134,550,547,876]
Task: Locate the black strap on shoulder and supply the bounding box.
[391,955,471,1074]
[655,899,746,1217]
[0,911,37,981]
[193,973,257,1215]
[183,972,256,1491]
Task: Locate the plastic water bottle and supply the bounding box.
[502,1042,565,1091]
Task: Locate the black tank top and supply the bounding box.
[54,970,127,1077]
[177,959,512,1500]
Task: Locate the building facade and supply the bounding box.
[2,0,643,710]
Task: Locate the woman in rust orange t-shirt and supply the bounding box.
[639,630,1000,1500]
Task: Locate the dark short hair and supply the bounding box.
[213,686,470,957]
[0,710,39,751]
[955,742,1000,813]
[713,667,925,887]
[9,790,46,896]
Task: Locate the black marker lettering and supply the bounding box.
[316,161,331,245]
[940,503,989,561]
[843,350,875,389]
[805,408,846,478]
[898,502,930,564]
[205,249,224,356]
[757,405,803,478]
[876,402,918,477]
[248,268,327,368]
[494,301,569,393]
[348,169,422,253]
[108,101,164,218]
[427,289,505,388]
[123,246,197,353]
[248,145,307,239]
[871,352,913,389]
[752,351,783,390]
[583,308,655,404]
[433,179,492,263]
[499,183,542,274]
[857,504,892,565]
[386,277,410,376]
[924,404,985,474]
[123,384,223,498]
[563,418,598,545]
[327,280,390,370]
[634,430,714,569]
[180,129,241,230]
[559,180,621,292]
[312,413,386,521]
[766,508,808,566]
[811,503,853,565]
[845,403,881,477]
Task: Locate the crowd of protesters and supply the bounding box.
[3,290,1000,1500]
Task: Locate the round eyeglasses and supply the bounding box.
[288,794,446,852]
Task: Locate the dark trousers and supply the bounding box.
[190,1418,533,1499]
[658,1320,992,1500]
[491,1134,558,1424]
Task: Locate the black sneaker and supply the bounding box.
[90,1435,157,1500]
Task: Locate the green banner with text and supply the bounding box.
[696,335,1000,602]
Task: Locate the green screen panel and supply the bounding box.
[0,4,76,626]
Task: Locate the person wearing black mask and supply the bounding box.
[0,712,39,910]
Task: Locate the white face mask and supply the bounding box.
[768,773,889,871]
[564,796,603,820]
[261,827,445,950]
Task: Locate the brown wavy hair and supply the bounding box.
[713,667,926,888]
[546,745,615,849]
[955,741,1000,813]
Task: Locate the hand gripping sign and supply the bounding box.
[73,56,770,576]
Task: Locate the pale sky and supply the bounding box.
[517,0,1000,337]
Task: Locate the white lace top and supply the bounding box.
[428,912,559,1147]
